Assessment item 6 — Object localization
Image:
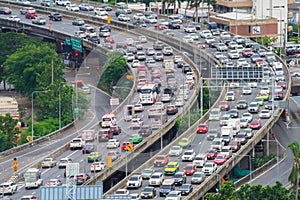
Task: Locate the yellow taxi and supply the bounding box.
[164,162,179,175]
[259,93,269,101]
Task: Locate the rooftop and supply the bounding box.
[217,12,259,21]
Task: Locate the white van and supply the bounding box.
[101,113,117,128]
[209,108,221,121]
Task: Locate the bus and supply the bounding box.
[139,84,158,105]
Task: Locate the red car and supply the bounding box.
[242,49,253,57]
[249,119,262,129]
[277,81,286,89]
[196,42,206,49]
[0,7,12,14]
[155,23,167,30]
[228,140,241,152]
[121,141,134,151]
[214,153,228,165]
[104,37,115,44]
[184,164,197,175]
[196,124,208,134]
[218,101,230,111]
[274,91,284,100]
[255,58,265,66]
[25,12,38,19]
[206,149,218,160]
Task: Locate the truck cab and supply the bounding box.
[101,113,116,128]
[70,138,85,150]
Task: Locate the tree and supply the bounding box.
[288,141,300,200]
[4,44,65,96]
[0,114,20,151]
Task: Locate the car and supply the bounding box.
[138,125,152,137]
[193,153,207,168]
[79,3,94,11]
[179,183,193,195]
[0,182,17,194]
[66,4,80,11]
[210,138,224,151]
[248,102,260,113]
[149,172,164,186]
[118,14,130,21]
[235,132,248,144]
[165,191,181,200]
[49,12,62,21]
[130,118,143,129]
[74,173,90,185]
[275,91,284,100]
[58,157,72,168]
[127,175,142,189]
[169,22,180,29]
[214,153,228,165]
[178,137,191,148]
[228,50,239,59]
[182,65,191,73]
[129,134,143,144]
[166,105,178,115]
[209,108,221,121]
[110,126,121,135]
[206,149,218,160]
[7,15,21,22]
[203,162,217,175]
[184,25,197,33]
[145,15,157,23]
[141,168,155,179]
[154,154,169,167]
[164,162,180,175]
[228,109,239,118]
[277,81,286,90]
[240,117,249,128]
[183,164,197,175]
[236,100,248,109]
[259,109,271,119]
[45,179,62,187]
[226,91,235,101]
[242,48,254,57]
[260,93,269,101]
[133,13,146,20]
[140,187,156,199]
[249,119,262,129]
[173,172,186,186]
[0,7,12,14]
[207,129,220,141]
[216,43,228,51]
[196,124,208,133]
[191,172,205,184]
[32,16,46,25]
[87,152,102,162]
[21,195,38,200]
[90,162,105,172]
[255,97,264,106]
[200,30,212,38]
[220,114,230,126]
[242,86,252,95]
[169,145,183,156]
[228,140,241,152]
[56,0,71,6]
[72,18,84,26]
[41,157,57,168]
[107,150,121,161]
[81,143,95,154]
[181,150,196,161]
[220,146,232,158]
[87,35,100,44]
[155,23,167,30]
[218,101,230,111]
[106,139,120,149]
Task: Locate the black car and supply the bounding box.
[0,7,12,14]
[174,172,186,186]
[133,21,147,27]
[99,24,111,32]
[141,186,156,199]
[72,18,85,26]
[164,88,174,96]
[179,184,193,195]
[87,35,100,44]
[166,105,178,115]
[182,65,191,73]
[49,12,62,21]
[115,9,126,17]
[75,173,90,185]
[177,60,184,68]
[169,22,180,29]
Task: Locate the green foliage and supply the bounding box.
[32,118,59,138]
[288,142,300,192]
[288,22,298,33]
[205,181,293,200]
[0,114,20,151]
[254,36,277,46]
[289,37,300,44]
[251,155,276,169]
[4,43,65,96]
[98,50,127,94]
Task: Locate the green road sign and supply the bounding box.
[71,37,82,52]
[65,38,71,45]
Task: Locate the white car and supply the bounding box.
[248,102,260,113]
[240,117,249,128]
[203,161,217,175]
[205,36,215,44]
[216,43,227,51]
[56,0,70,6]
[193,154,207,168]
[165,191,181,200]
[228,50,239,59]
[133,13,146,21]
[58,157,72,168]
[242,112,253,122]
[7,15,21,22]
[209,108,221,121]
[94,7,108,15]
[118,14,130,21]
[226,91,235,101]
[149,172,164,186]
[0,182,18,194]
[220,146,232,158]
[228,41,238,49]
[184,25,197,33]
[169,145,183,156]
[66,4,80,11]
[260,87,270,94]
[126,175,142,189]
[200,30,212,38]
[74,30,86,39]
[131,59,140,68]
[237,58,248,67]
[90,162,105,172]
[181,149,196,161]
[183,35,193,43]
[187,33,199,40]
[259,109,271,119]
[174,98,184,107]
[210,138,224,151]
[242,86,252,95]
[145,16,157,23]
[130,118,143,129]
[106,139,120,148]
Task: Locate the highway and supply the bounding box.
[0,6,195,199]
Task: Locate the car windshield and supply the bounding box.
[184,151,193,155]
[143,187,152,192]
[129,176,139,181]
[185,165,193,170]
[174,173,182,178]
[193,173,203,177]
[156,156,165,160]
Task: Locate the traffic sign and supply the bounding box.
[66,163,79,177]
[107,15,111,24]
[26,136,33,142]
[107,156,112,168]
[110,98,119,106]
[71,37,82,52]
[13,158,18,172]
[65,38,71,45]
[126,74,134,79]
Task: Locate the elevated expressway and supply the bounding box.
[0,1,291,198]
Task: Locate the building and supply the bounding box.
[211,0,293,42]
[0,97,19,119]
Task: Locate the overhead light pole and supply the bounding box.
[31,90,47,141]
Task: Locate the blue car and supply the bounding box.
[82,143,95,154]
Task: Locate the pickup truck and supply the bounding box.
[70,138,85,150]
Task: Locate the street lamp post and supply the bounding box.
[233,153,252,181]
[31,90,47,141]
